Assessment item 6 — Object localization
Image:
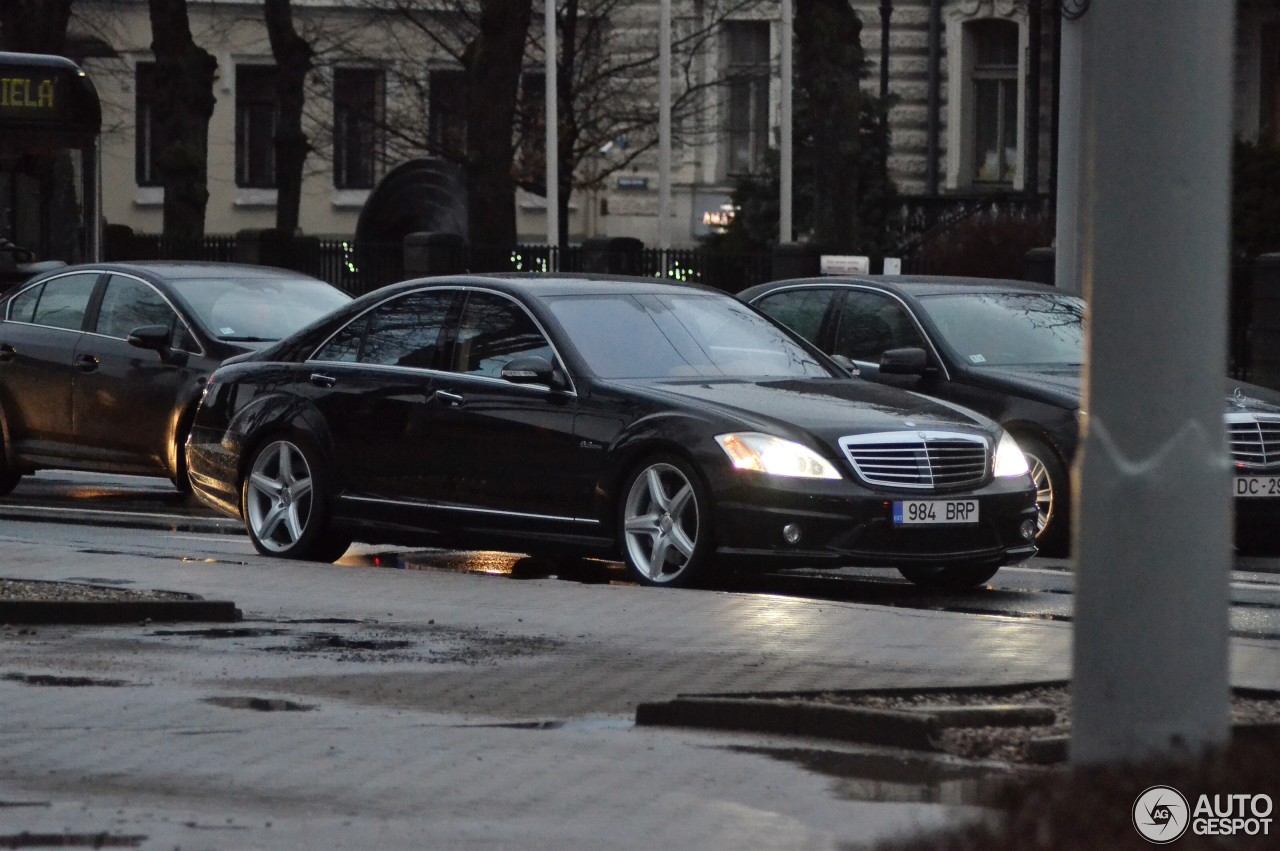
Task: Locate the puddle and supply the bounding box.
[149,628,290,639]
[341,550,625,584]
[0,833,146,848]
[286,634,414,653]
[3,673,132,688]
[62,576,134,586]
[726,745,1018,806]
[203,696,315,712]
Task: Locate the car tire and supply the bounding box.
[241,436,348,561]
[619,454,717,587]
[897,563,1000,590]
[1018,435,1070,557]
[171,419,194,495]
[0,430,21,496]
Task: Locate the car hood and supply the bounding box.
[616,376,1002,439]
[965,364,1082,408]
[963,366,1280,418]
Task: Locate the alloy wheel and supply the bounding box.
[245,440,315,553]
[622,462,700,584]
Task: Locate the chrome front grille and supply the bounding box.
[1227,412,1280,469]
[838,431,989,490]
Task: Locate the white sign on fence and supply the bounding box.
[820,254,869,275]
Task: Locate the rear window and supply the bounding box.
[169,275,351,342]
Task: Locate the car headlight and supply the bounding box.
[715,433,842,479]
[993,431,1031,478]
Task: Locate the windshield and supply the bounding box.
[543,292,834,380]
[168,276,351,342]
[916,292,1085,368]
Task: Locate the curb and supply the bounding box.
[0,505,240,535]
[636,697,942,750]
[0,598,243,625]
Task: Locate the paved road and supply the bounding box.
[6,470,1280,641]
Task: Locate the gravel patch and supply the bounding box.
[815,685,1280,764]
[0,578,197,604]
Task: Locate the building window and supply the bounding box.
[969,20,1019,184]
[334,68,384,189]
[428,69,467,160]
[724,21,770,175]
[236,65,278,189]
[135,62,164,187]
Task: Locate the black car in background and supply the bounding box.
[0,262,351,495]
[741,275,1280,554]
[188,274,1039,588]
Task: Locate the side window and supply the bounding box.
[449,292,553,379]
[6,283,44,323]
[753,289,834,343]
[28,273,99,331]
[835,292,924,363]
[318,290,454,368]
[314,316,367,363]
[96,275,195,351]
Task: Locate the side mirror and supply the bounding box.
[879,346,928,376]
[127,325,173,352]
[501,355,562,388]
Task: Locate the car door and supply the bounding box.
[71,273,205,471]
[305,287,456,507]
[830,288,931,390]
[0,271,100,457]
[428,289,584,533]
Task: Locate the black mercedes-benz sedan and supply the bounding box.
[0,262,351,494]
[741,274,1280,555]
[188,274,1039,588]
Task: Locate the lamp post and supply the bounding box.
[879,0,892,256]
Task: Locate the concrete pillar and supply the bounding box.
[1071,0,1234,764]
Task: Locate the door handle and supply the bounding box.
[309,372,337,388]
[74,353,99,372]
[434,389,465,408]
[0,344,14,362]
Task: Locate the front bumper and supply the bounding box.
[711,472,1039,570]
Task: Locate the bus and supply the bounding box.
[0,51,101,289]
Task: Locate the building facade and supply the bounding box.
[63,0,1280,248]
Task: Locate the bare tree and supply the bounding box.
[0,0,73,54]
[264,0,314,236]
[342,0,766,249]
[148,0,218,240]
[529,0,767,248]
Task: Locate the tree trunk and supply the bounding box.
[148,0,218,242]
[0,0,72,54]
[264,0,313,237]
[463,0,532,262]
[795,0,863,251]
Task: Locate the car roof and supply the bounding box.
[375,272,722,300]
[38,261,329,282]
[739,274,1064,301]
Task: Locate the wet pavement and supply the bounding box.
[1,472,1279,848]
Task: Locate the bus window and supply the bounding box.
[0,52,102,289]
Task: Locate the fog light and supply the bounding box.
[783,523,802,544]
[1020,520,1036,541]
